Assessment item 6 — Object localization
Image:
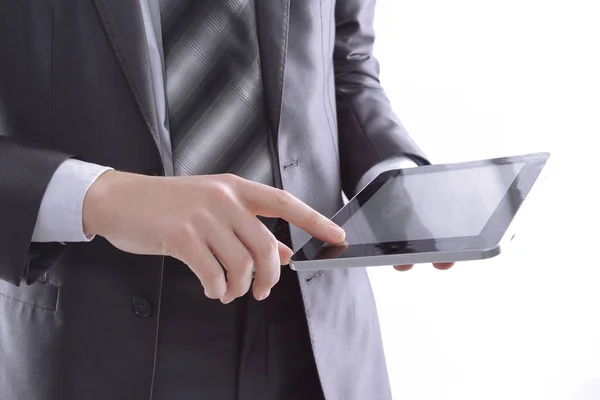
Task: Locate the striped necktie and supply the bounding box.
[160,0,275,186]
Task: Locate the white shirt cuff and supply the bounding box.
[355,156,419,195]
[31,159,113,243]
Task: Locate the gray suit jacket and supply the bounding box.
[0,0,427,398]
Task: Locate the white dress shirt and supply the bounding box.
[31,0,417,243]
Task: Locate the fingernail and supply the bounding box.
[221,296,233,305]
[328,224,345,240]
[259,290,271,301]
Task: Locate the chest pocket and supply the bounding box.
[0,279,59,312]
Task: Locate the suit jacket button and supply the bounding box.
[131,297,152,318]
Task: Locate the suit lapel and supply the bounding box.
[93,0,161,146]
[255,0,291,140]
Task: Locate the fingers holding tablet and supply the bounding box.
[393,262,455,272]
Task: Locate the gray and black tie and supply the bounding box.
[160,0,274,186]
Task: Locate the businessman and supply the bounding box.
[0,0,452,399]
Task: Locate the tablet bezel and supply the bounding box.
[291,152,550,263]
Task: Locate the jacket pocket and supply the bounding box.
[0,278,59,312]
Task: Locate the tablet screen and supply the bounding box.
[292,153,548,262]
[342,163,525,245]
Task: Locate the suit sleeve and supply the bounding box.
[0,136,72,286]
[335,0,429,198]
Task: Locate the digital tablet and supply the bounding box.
[289,152,550,271]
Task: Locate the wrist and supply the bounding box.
[82,169,120,237]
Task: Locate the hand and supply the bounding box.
[393,262,455,272]
[83,171,345,303]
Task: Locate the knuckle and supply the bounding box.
[274,189,293,207]
[265,271,280,287]
[307,209,322,225]
[218,173,243,188]
[220,173,238,182]
[260,235,279,254]
[211,184,236,203]
[202,267,224,285]
[171,221,196,242]
[239,254,254,272]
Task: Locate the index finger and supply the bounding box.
[241,182,345,244]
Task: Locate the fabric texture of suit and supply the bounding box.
[0,0,428,399]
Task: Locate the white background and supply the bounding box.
[369,0,600,399]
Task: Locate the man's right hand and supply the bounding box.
[82,171,345,304]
